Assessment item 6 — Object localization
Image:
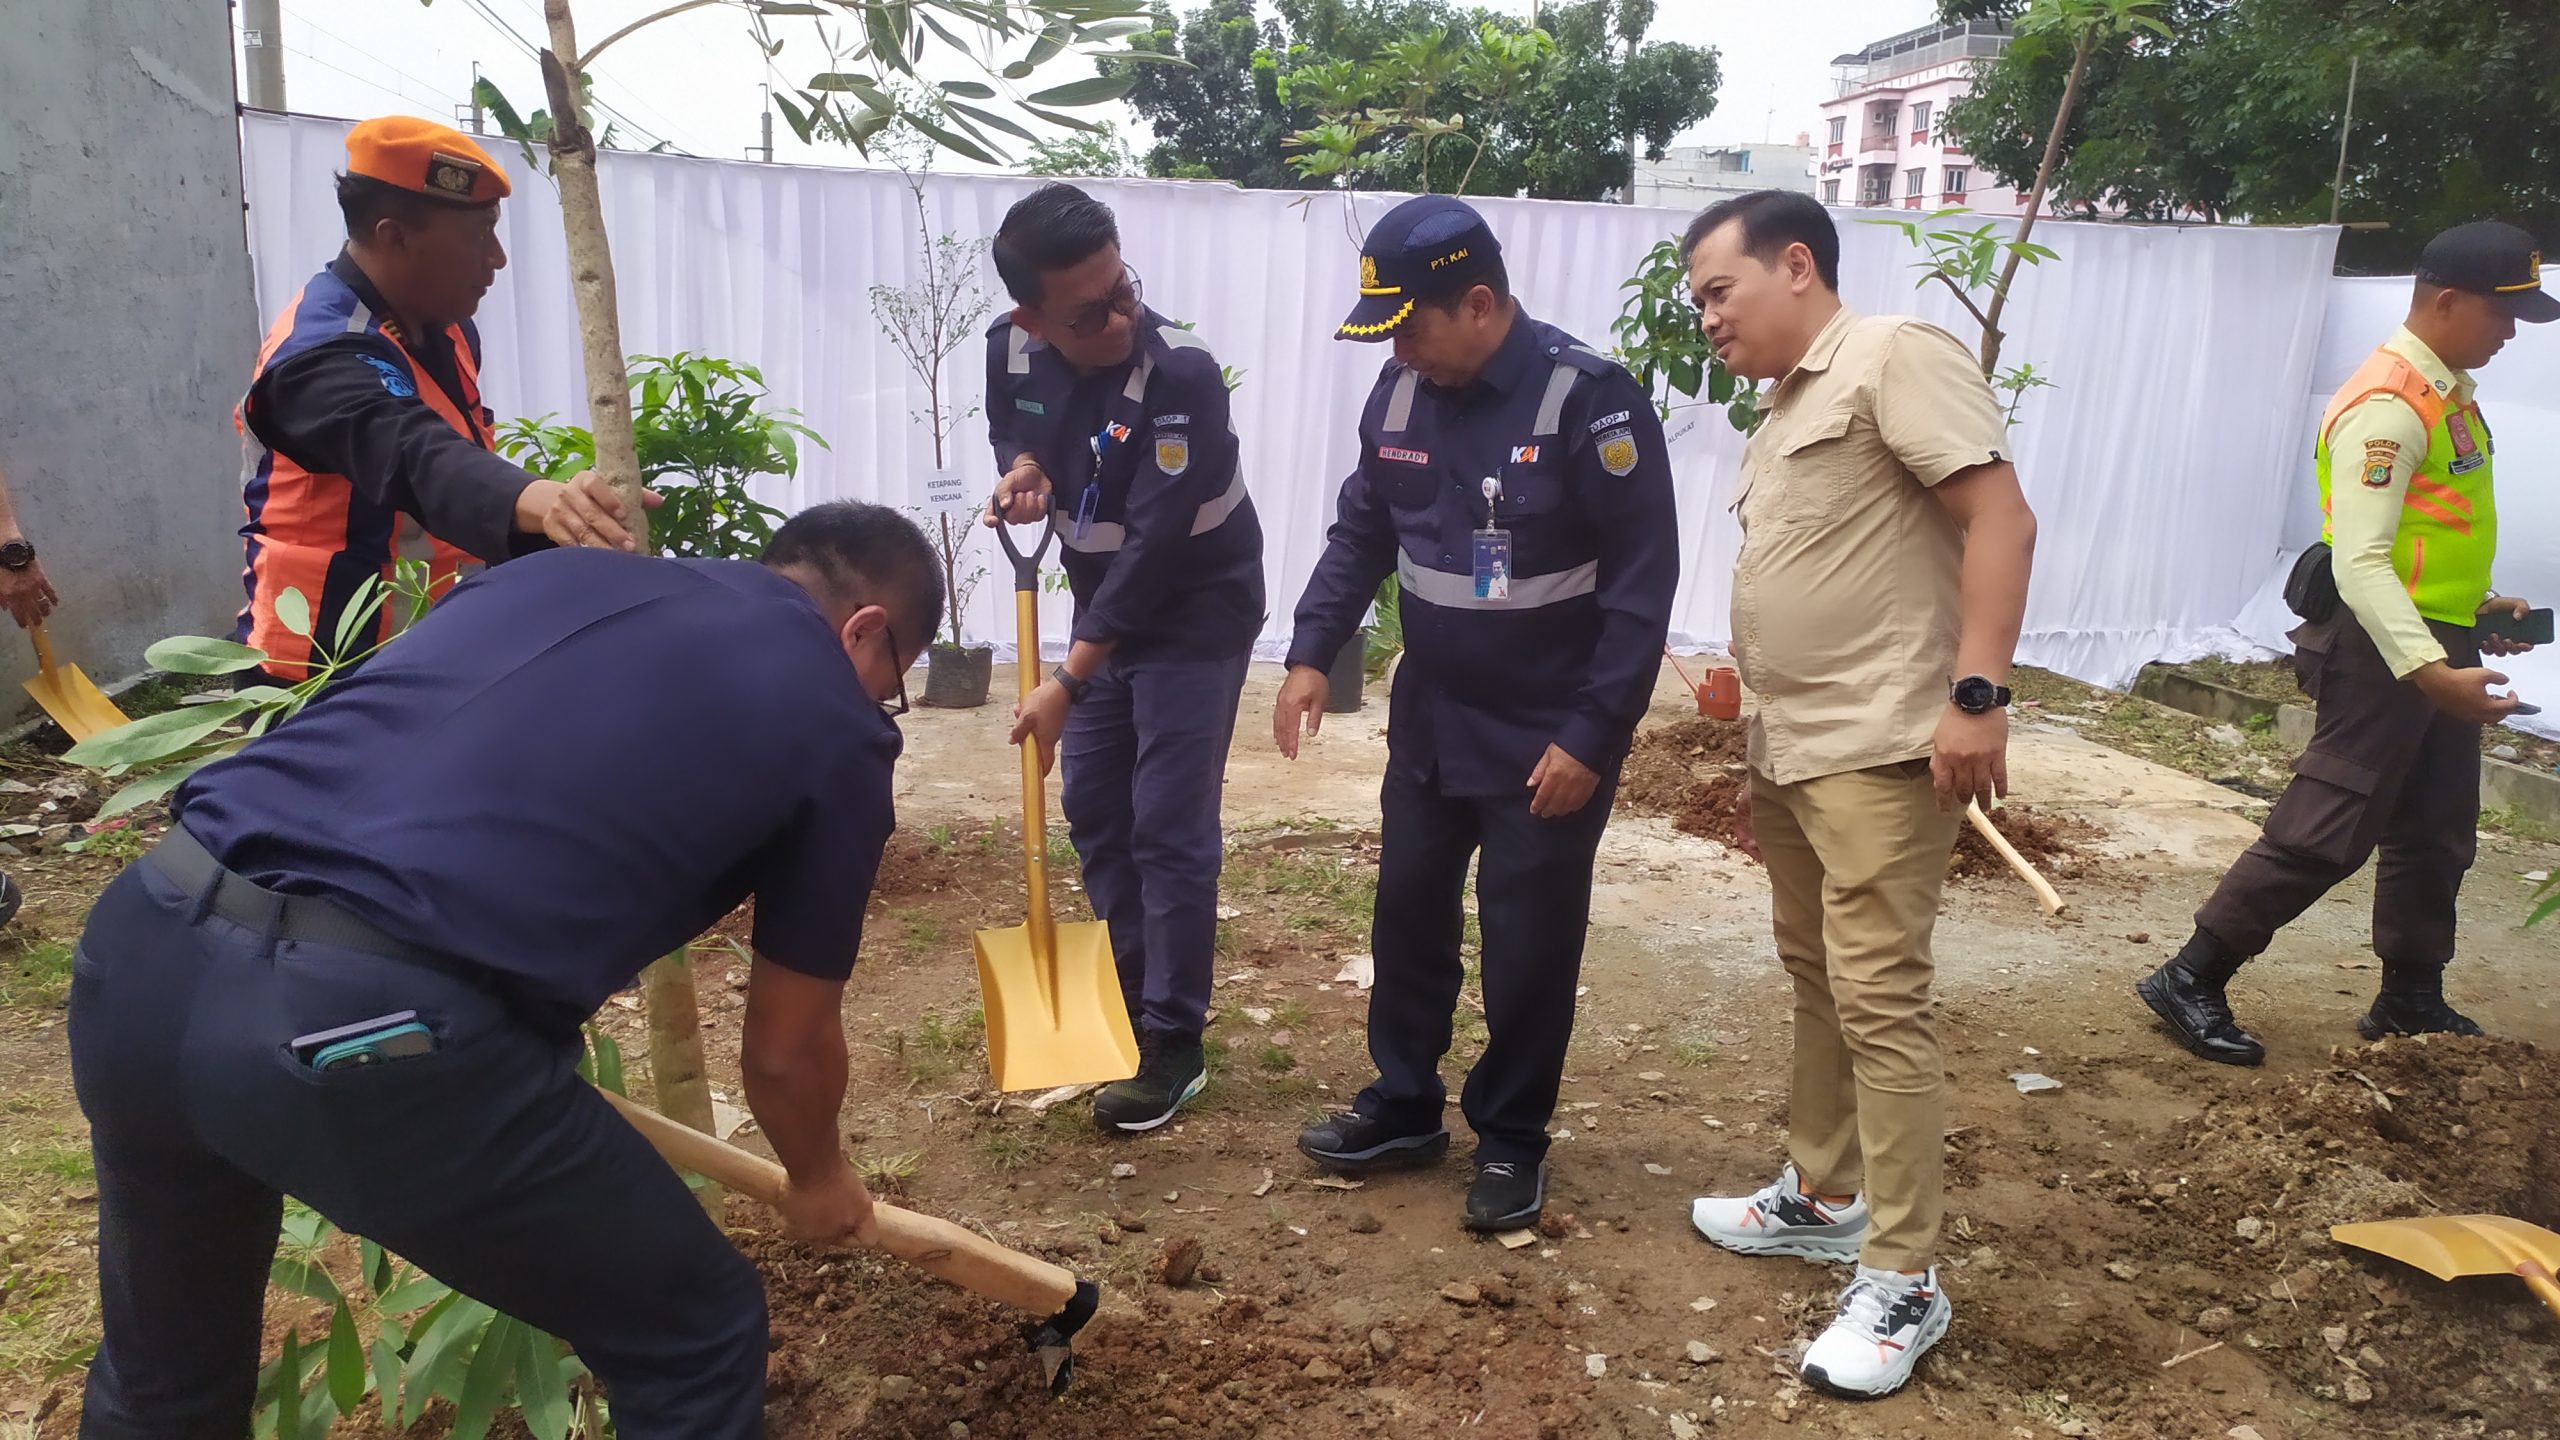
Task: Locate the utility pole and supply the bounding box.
[2329,53,2360,225]
[242,0,287,111]
[756,83,776,162]
[471,61,486,134]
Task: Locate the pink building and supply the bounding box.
[1816,18,2023,215]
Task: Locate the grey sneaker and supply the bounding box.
[1689,1163,1869,1262]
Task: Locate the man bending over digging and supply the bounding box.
[67,502,935,1438]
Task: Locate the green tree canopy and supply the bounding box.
[1939,0,2560,272]
[1115,0,1719,200]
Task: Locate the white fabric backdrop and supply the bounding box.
[240,111,2340,683]
[2231,275,2560,738]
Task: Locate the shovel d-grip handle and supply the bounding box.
[989,488,1058,594]
[599,1088,1080,1316]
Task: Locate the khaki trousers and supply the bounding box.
[1751,759,1960,1271]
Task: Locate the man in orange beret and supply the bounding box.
[234,115,654,683]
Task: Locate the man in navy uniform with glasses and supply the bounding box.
[1276,195,1678,1231]
[982,183,1264,1132]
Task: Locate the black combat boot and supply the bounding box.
[2358,966,2486,1040]
[2134,929,2266,1066]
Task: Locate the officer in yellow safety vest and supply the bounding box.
[2138,221,2558,1065]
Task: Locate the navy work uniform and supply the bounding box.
[983,307,1264,1052]
[69,546,900,1439]
[1288,198,1679,1193]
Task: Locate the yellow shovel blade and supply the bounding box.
[973,918,1140,1093]
[2333,1215,2560,1282]
[23,663,130,743]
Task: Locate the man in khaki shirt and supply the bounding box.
[1676,190,2038,1402]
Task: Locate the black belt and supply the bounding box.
[145,825,444,966]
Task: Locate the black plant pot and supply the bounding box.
[1325,630,1368,714]
[921,643,994,708]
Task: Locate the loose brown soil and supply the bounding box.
[1950,803,2104,882]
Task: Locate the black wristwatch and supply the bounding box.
[0,538,31,572]
[1052,665,1090,705]
[1951,675,2012,715]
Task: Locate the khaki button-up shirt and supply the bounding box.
[2326,326,2476,677]
[1730,308,2009,786]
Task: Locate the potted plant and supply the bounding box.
[867,89,997,706]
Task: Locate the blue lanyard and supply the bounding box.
[1077,428,1115,540]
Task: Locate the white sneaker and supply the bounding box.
[1799,1265,1951,1400]
[1688,1164,1868,1262]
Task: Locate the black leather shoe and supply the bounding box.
[1463,1160,1546,1232]
[1297,1110,1450,1174]
[0,872,19,930]
[2357,988,2486,1040]
[2135,931,2264,1066]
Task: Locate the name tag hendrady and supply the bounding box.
[1378,446,1429,465]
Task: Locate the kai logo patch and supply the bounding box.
[1509,445,1540,464]
[1105,422,1133,443]
[1597,428,1639,476]
[1155,434,1190,476]
[425,151,483,197]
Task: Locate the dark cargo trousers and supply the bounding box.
[2195,614,2483,973]
[70,841,766,1439]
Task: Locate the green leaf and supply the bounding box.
[938,79,997,100]
[903,111,1002,165]
[515,1326,577,1440]
[143,635,270,675]
[327,1299,367,1414]
[946,100,1037,144]
[332,576,384,656]
[1026,18,1071,68]
[372,1320,405,1426]
[64,699,258,769]
[774,92,816,144]
[403,1295,490,1426]
[1078,18,1151,42]
[270,1254,343,1306]
[1002,59,1034,79]
[361,1239,391,1296]
[1022,103,1103,134]
[96,749,230,819]
[42,1340,98,1382]
[275,587,312,638]
[450,1315,522,1440]
[376,1269,457,1317]
[1027,74,1134,107]
[273,1329,307,1440]
[752,1,826,12]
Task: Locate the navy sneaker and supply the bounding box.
[1463,1160,1545,1232]
[1296,1109,1450,1174]
[1092,1031,1207,1133]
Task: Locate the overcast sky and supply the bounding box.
[237,0,1933,171]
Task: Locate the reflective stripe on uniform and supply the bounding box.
[1051,469,1250,554]
[1008,322,1034,375]
[1122,352,1155,402]
[1395,552,1598,610]
[1381,369,1419,433]
[1531,360,1578,437]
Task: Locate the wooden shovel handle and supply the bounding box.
[29,624,57,674]
[2520,1257,2560,1328]
[1966,800,2066,916]
[600,1089,1079,1315]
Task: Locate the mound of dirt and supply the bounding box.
[2106,1036,2558,1437]
[1949,804,2102,882]
[1614,717,1751,849]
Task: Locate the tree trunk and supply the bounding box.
[541,0,716,1215]
[1978,29,2093,378]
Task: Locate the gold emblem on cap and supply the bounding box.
[426,150,482,196]
[1360,255,1378,288]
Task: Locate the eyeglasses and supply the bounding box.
[878,625,911,718]
[1063,265,1142,338]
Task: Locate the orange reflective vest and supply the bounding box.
[233,266,482,678]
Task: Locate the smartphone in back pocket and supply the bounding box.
[291,1010,436,1072]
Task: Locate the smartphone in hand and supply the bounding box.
[2477,607,2555,646]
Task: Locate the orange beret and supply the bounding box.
[345,116,511,204]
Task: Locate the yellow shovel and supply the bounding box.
[973,507,1139,1093]
[22,624,129,742]
[2332,1215,2560,1327]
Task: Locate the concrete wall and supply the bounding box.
[0,1,259,720]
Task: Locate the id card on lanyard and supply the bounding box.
[1473,474,1511,602]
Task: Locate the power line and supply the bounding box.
[496,0,709,155]
[282,3,460,107]
[452,0,703,156]
[283,43,450,114]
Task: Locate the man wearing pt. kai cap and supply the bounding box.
[2139,220,2557,1064]
[1278,196,1678,1234]
[232,116,656,686]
